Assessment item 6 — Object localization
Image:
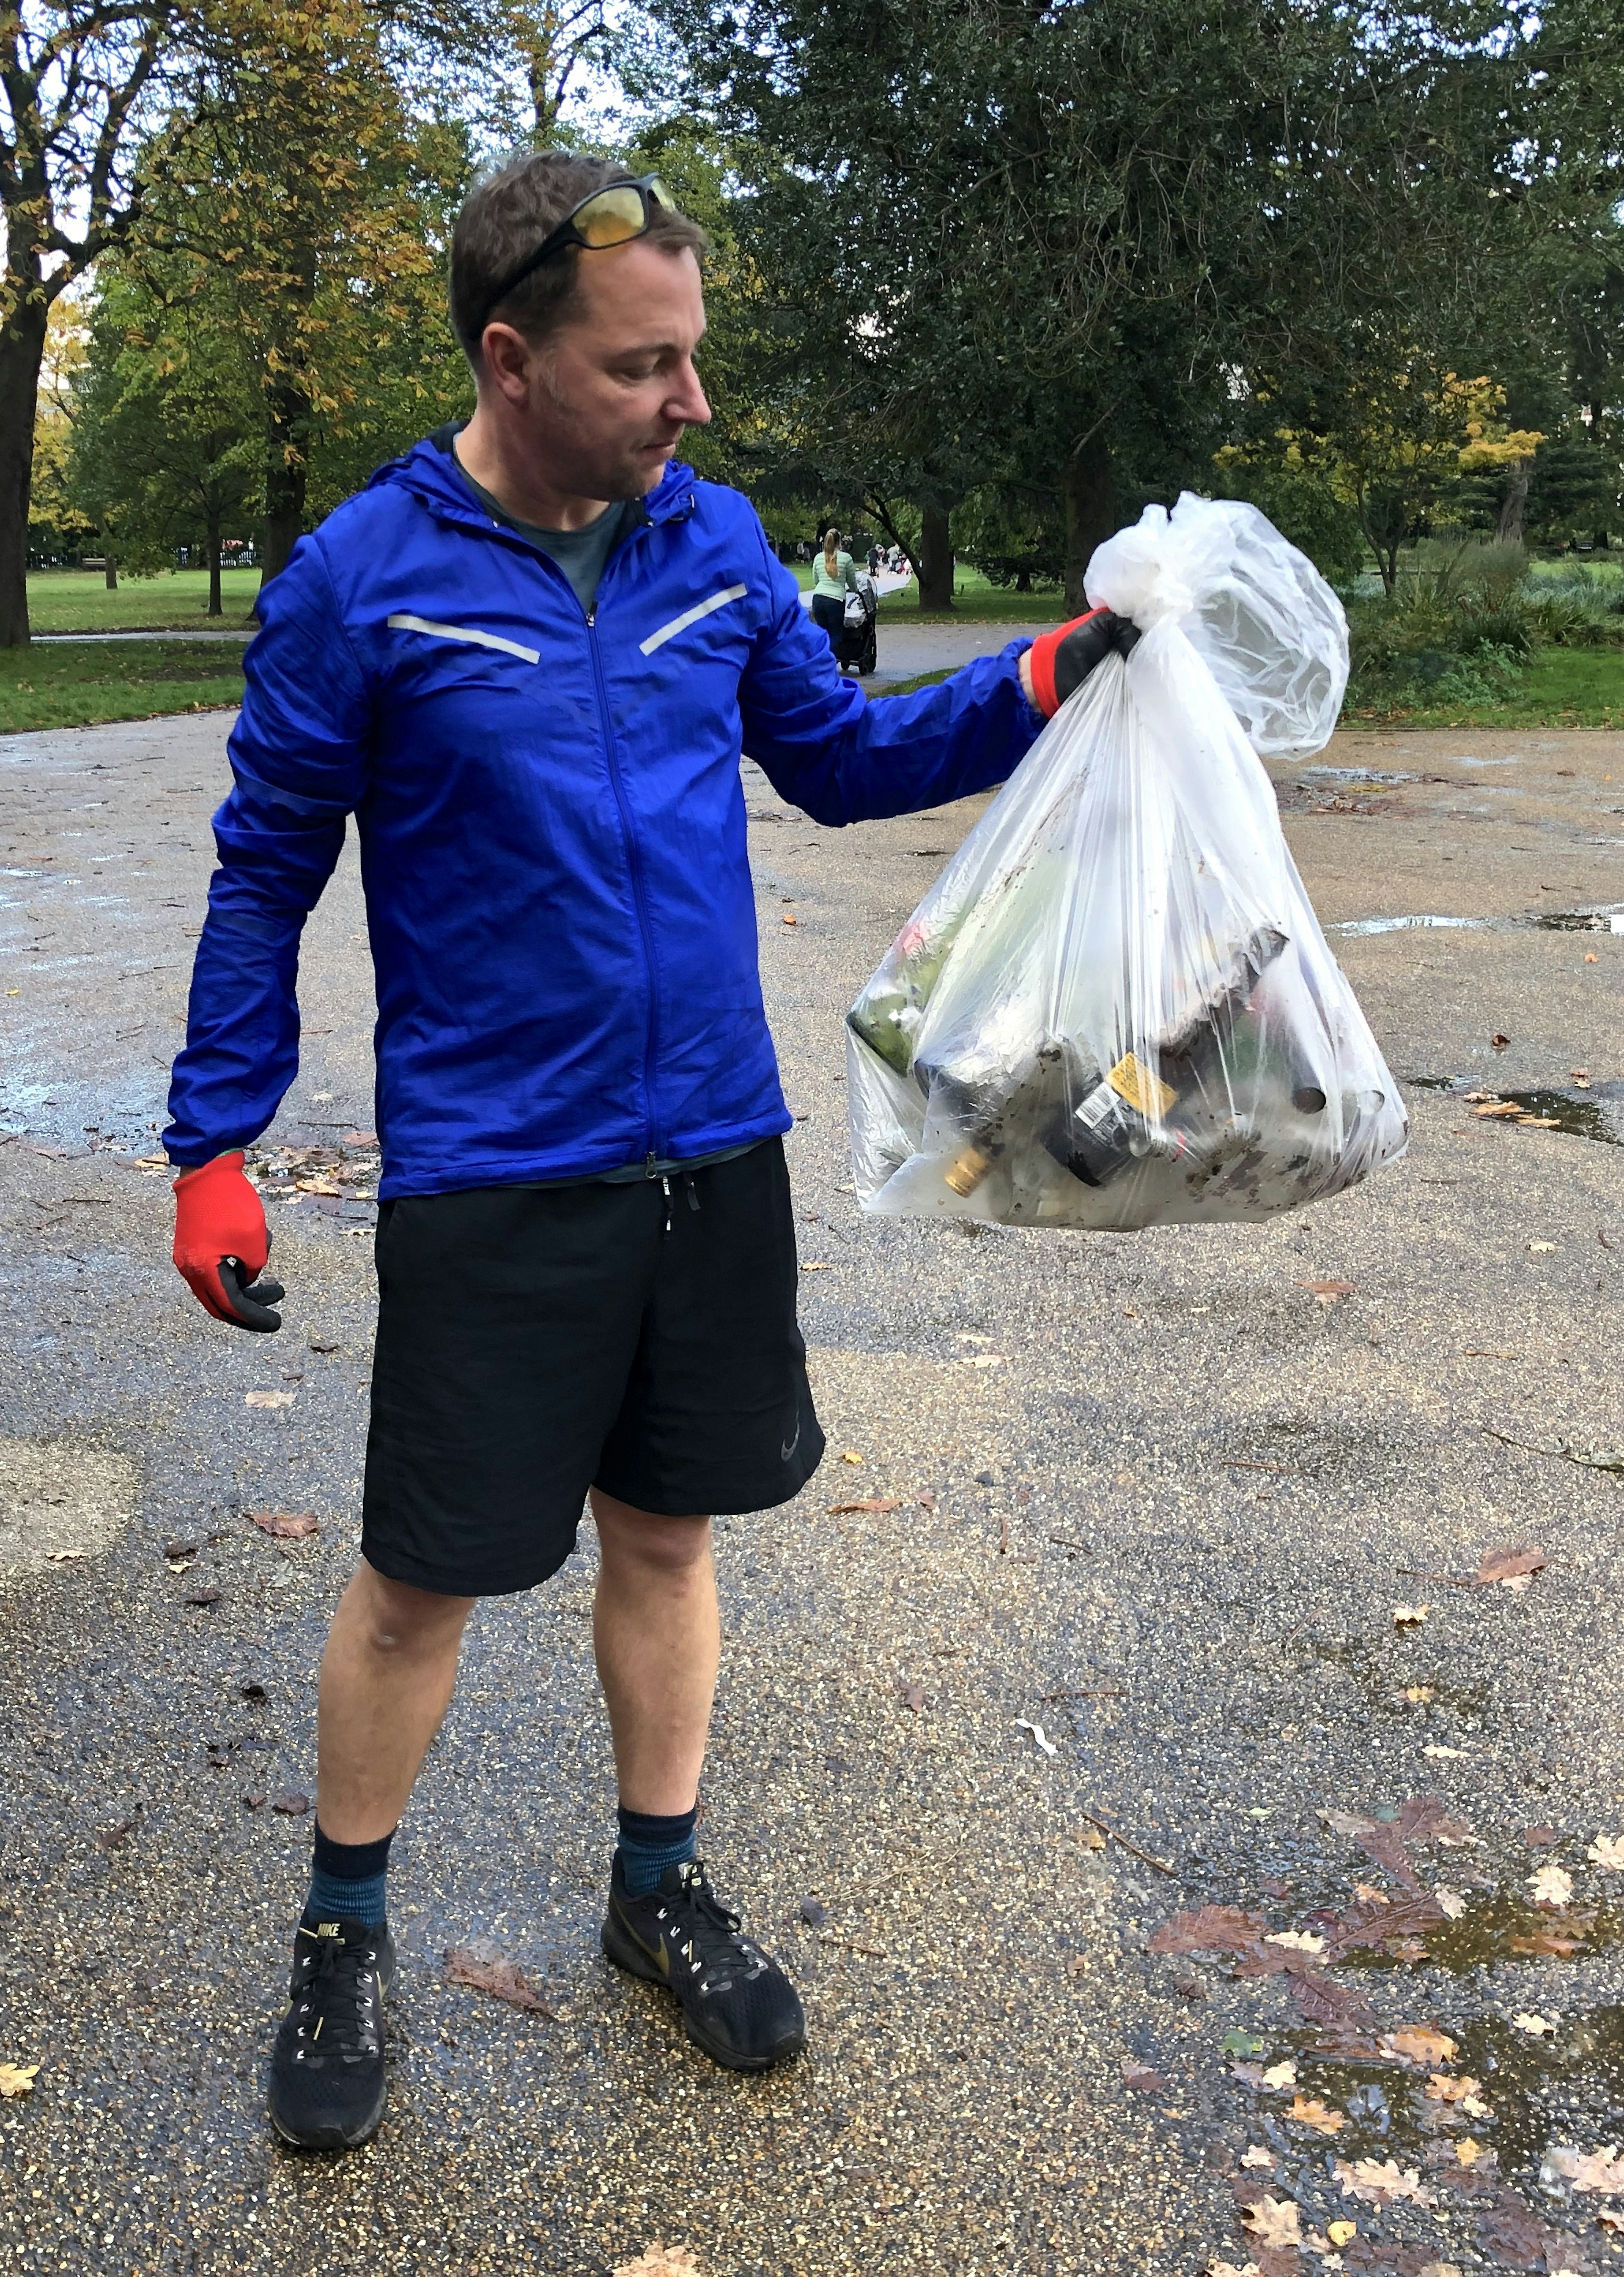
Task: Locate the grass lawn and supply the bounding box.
[26,567,261,633]
[791,560,1062,622]
[0,641,245,736]
[1344,646,1624,731]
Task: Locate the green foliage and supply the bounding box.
[1346,541,1624,707]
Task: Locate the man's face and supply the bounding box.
[483,239,712,499]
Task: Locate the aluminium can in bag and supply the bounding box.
[845,492,1409,1228]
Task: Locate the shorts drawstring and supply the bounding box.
[661,1173,702,1235]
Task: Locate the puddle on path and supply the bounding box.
[1330,914,1486,935]
[1289,1635,1490,1726]
[1480,1088,1624,1145]
[1533,906,1624,933]
[1300,767,1420,786]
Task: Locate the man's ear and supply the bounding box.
[479,321,535,408]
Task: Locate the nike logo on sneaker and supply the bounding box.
[615,1901,670,1977]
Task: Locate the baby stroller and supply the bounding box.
[837,571,878,676]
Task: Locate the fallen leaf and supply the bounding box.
[1550,2146,1624,2194]
[1470,1545,1547,1590]
[1588,1835,1624,1870]
[1207,2264,1261,2277]
[1508,1924,1584,1957]
[1241,2146,1276,2168]
[801,1260,833,1272]
[1265,1929,1327,1954]
[839,1450,862,1465]
[1586,951,1599,963]
[294,1177,343,1196]
[1529,1240,1557,1253]
[781,912,797,926]
[1241,2196,1302,2249]
[1511,2011,1557,2037]
[1474,1101,1522,1117]
[1529,1864,1574,1908]
[611,2248,701,2277]
[1298,1278,1356,1302]
[1425,2074,1489,2115]
[94,1818,137,1851]
[1014,1718,1057,1756]
[44,1549,85,1562]
[1078,1824,1107,1850]
[828,1498,901,1514]
[1290,2095,1346,2135]
[244,1390,295,1410]
[1327,2221,1358,2247]
[1490,1033,1511,1049]
[1262,2061,1299,2090]
[444,1948,556,2017]
[1150,1906,1268,1958]
[243,1793,266,1810]
[183,1586,221,1607]
[1335,2158,1437,2207]
[1476,2190,1574,2271]
[1522,1824,1562,1846]
[1393,1603,1430,1628]
[248,1508,320,1540]
[1454,2140,1485,2168]
[271,1791,310,1816]
[1231,2062,1269,2088]
[899,1683,924,1712]
[1067,1953,1089,1977]
[1435,1888,1467,1918]
[1424,1745,1466,1759]
[1599,2210,1624,2234]
[1291,1969,1375,2029]
[1381,2025,1458,2067]
[1121,2060,1167,2093]
[0,2064,39,2098]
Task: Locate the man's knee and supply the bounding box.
[591,1492,712,1579]
[349,1561,475,1655]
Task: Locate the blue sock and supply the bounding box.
[303,1821,395,1929]
[616,1802,698,1898]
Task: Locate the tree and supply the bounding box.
[667,0,1519,609]
[0,0,189,643]
[140,0,471,587]
[69,259,258,610]
[27,295,94,563]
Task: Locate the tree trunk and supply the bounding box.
[206,503,223,617]
[918,506,954,608]
[259,380,312,596]
[1015,565,1032,593]
[0,295,50,648]
[1062,431,1116,614]
[102,529,118,592]
[1495,463,1530,547]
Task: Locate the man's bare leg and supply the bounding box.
[589,1487,718,1813]
[316,1560,476,1843]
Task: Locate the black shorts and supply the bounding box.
[360,1140,824,1596]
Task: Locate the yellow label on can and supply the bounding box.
[1107,1052,1177,1119]
[943,1143,993,1196]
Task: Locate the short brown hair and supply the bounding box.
[448,151,707,365]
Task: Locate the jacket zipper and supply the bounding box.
[586,600,662,1164]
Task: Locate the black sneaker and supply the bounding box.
[268,1917,395,2150]
[602,1856,805,2073]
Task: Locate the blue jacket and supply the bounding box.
[166,436,1044,1198]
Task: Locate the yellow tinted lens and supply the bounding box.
[645,176,671,210]
[574,185,646,247]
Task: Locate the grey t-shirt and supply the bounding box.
[453,452,631,617]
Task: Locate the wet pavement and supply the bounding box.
[1,711,1622,2276]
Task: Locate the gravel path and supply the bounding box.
[0,712,1621,2275]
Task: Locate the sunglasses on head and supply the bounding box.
[475,175,673,336]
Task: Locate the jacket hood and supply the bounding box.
[366,428,700,527]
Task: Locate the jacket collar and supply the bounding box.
[366,425,698,529]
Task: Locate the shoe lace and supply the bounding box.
[288,1928,382,2063]
[653,1862,765,1996]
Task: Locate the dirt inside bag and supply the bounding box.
[846,493,1409,1228]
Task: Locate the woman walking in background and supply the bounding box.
[809,526,859,659]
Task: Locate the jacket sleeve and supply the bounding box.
[738,522,1045,827]
[164,536,371,1166]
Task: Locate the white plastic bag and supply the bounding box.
[845,493,1408,1227]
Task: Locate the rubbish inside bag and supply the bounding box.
[845,493,1409,1228]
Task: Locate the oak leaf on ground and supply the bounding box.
[0,2064,38,2098]
[1335,2158,1437,2207]
[1289,2094,1346,2134]
[444,1948,557,2017]
[1240,2195,1302,2248]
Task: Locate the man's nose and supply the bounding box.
[669,357,711,427]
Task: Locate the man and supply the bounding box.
[165,150,1130,2152]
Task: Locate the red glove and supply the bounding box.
[172,1151,284,1331]
[1025,605,1140,717]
